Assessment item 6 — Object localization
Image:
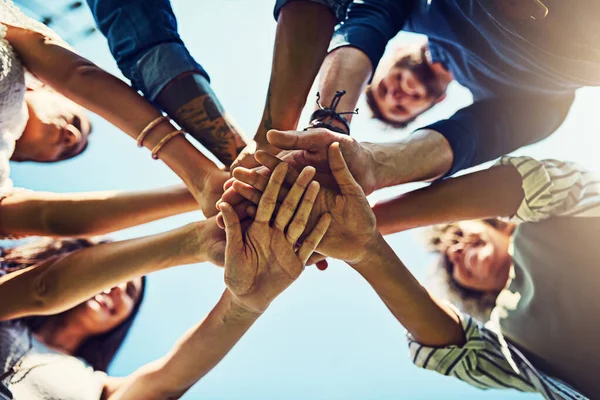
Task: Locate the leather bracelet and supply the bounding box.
[304,122,349,135]
[305,91,357,136]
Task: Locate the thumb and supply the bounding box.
[267,129,330,151]
[219,202,243,250]
[328,142,363,196]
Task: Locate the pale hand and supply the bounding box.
[220,163,331,314]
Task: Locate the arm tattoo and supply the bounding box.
[172,95,246,165]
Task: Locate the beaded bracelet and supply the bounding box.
[137,115,170,148]
[150,130,185,160]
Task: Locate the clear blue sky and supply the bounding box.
[12,1,600,398]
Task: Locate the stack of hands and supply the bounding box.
[213,131,380,315]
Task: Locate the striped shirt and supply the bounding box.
[409,156,600,400]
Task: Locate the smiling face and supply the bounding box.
[443,221,513,292]
[368,45,449,126]
[64,278,144,336]
[14,88,91,162]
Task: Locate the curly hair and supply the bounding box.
[424,219,511,322]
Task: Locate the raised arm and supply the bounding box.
[0,218,224,321]
[231,0,340,169]
[0,185,197,238]
[314,0,411,131]
[4,24,227,216]
[374,155,600,235]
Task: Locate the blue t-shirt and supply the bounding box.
[330,0,600,174]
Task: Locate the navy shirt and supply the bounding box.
[328,0,600,175]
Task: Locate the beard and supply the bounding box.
[394,47,446,99]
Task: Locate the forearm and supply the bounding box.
[373,164,524,235]
[365,129,454,190]
[0,221,207,321]
[111,290,260,400]
[0,186,197,237]
[350,234,465,347]
[5,26,218,194]
[314,46,372,130]
[256,1,337,143]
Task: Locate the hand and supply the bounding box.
[230,140,282,172]
[193,217,227,267]
[227,143,378,264]
[219,163,331,314]
[266,128,378,195]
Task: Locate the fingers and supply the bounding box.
[233,167,269,192]
[232,180,262,204]
[232,167,291,203]
[328,142,364,196]
[223,177,235,191]
[297,213,331,265]
[274,167,316,232]
[255,163,288,223]
[267,129,332,151]
[218,202,243,250]
[286,181,320,244]
[306,252,328,271]
[255,151,299,186]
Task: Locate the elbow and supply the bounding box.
[28,268,58,315]
[41,205,94,237]
[63,61,103,97]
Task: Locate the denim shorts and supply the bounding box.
[86,0,210,101]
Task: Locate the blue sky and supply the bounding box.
[12,1,600,398]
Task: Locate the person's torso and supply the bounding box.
[405,0,600,99]
[0,322,106,400]
[497,217,600,398]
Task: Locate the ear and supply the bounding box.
[435,93,447,104]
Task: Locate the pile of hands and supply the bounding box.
[206,128,382,316]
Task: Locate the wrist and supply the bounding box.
[222,290,266,320]
[178,221,211,265]
[347,232,387,270]
[360,142,381,192]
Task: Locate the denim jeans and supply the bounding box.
[86,0,210,102]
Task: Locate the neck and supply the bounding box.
[34,318,88,355]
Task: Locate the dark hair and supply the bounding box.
[365,44,445,128]
[0,238,146,372]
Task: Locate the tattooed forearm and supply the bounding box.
[172,95,247,165]
[155,72,247,166]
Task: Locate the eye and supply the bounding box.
[72,115,81,132]
[126,281,137,300]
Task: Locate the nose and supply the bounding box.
[447,243,464,265]
[399,74,426,100]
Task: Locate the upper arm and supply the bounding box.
[409,308,537,393]
[497,156,600,222]
[424,93,575,176]
[0,262,49,321]
[0,190,57,238]
[330,0,413,71]
[4,23,94,94]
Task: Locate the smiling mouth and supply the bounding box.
[94,293,116,314]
